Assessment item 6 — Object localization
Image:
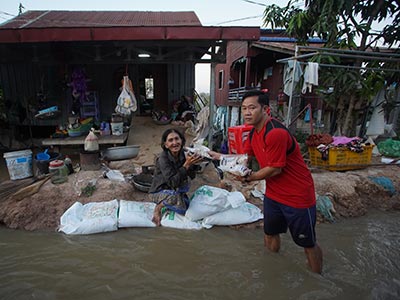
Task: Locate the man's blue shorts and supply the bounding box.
[263,196,317,248]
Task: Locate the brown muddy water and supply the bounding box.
[0,210,399,300]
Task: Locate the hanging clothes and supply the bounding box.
[283,60,303,96]
[302,62,319,94]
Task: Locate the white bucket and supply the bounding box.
[111,122,124,136]
[3,149,33,180]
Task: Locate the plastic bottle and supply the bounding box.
[49,160,68,184]
[64,155,74,175]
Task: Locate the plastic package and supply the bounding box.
[218,154,251,176]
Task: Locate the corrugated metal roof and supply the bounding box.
[0,10,260,43]
[1,10,202,29]
[252,41,324,55]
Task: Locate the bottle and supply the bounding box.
[49,160,68,184]
[64,155,74,175]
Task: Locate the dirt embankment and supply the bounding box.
[1,116,399,231]
[0,158,399,231]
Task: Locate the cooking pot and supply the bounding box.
[131,173,153,192]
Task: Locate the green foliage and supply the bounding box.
[81,182,96,197]
[294,130,310,155]
[263,0,399,135]
[263,0,400,49]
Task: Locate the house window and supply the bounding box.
[145,78,154,99]
[218,70,224,90]
[239,64,246,87]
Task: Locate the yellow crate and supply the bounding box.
[308,145,374,171]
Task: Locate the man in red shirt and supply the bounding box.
[209,90,322,274]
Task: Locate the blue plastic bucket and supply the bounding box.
[36,150,50,161]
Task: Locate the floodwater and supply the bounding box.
[0,210,399,300]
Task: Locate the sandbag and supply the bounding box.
[118,200,156,228]
[202,202,263,229]
[185,185,246,221]
[161,211,202,230]
[59,199,118,235]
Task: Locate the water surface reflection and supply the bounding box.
[1,210,399,299]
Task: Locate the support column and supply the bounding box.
[208,62,216,148]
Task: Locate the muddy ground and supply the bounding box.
[0,118,399,231]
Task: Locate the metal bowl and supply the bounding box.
[132,180,151,193]
[102,145,140,161]
[131,173,153,192]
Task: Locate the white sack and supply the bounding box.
[59,199,118,235]
[118,200,156,228]
[84,130,99,152]
[161,211,202,230]
[202,202,263,229]
[185,185,246,221]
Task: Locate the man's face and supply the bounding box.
[241,96,269,126]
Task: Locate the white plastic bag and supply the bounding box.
[202,202,263,229]
[218,154,250,176]
[118,200,156,228]
[59,199,119,235]
[84,129,99,152]
[184,145,212,159]
[185,185,246,221]
[161,211,202,230]
[105,169,125,182]
[115,76,137,116]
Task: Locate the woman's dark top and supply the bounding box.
[149,149,196,193]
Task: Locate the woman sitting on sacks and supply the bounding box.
[149,128,202,226]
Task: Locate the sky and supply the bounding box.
[0,0,292,93]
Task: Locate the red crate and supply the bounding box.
[228,125,253,154]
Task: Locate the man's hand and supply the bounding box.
[208,150,222,160]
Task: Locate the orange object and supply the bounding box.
[228,125,253,154]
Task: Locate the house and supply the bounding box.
[0,10,259,141]
[214,29,326,130]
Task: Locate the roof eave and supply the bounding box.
[0,26,260,43]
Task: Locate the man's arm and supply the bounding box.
[244,166,282,182]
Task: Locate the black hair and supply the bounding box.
[242,90,269,106]
[161,128,186,151]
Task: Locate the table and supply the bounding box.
[42,132,128,151]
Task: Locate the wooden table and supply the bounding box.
[42,132,128,151]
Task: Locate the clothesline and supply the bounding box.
[279,45,400,126]
[282,60,400,73]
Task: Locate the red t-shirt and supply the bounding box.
[244,121,316,208]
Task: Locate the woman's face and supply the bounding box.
[164,132,183,156]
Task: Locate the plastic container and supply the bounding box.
[34,152,61,176]
[111,114,123,123]
[100,122,111,136]
[36,149,50,161]
[49,160,69,184]
[111,122,124,136]
[3,149,33,180]
[308,145,374,171]
[64,156,74,175]
[227,125,253,154]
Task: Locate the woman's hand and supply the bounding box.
[183,153,202,169]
